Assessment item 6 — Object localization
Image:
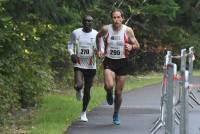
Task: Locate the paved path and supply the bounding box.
[65,77,200,134]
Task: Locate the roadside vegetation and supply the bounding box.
[1,0,200,133]
[17,73,163,134]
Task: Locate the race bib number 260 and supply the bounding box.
[110,49,120,55]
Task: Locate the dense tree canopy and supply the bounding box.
[0,0,199,124]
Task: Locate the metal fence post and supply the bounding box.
[165,63,175,134]
[188,47,194,83]
[180,48,189,134]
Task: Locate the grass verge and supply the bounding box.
[29,72,162,134]
[2,70,200,134]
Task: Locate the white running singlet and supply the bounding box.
[105,24,128,59]
[68,28,97,69]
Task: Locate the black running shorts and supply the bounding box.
[103,57,128,76]
[74,67,96,77]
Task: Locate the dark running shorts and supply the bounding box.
[74,67,96,77]
[103,57,128,76]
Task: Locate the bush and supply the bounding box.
[0,80,19,124]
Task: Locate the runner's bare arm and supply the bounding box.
[126,27,140,50]
[96,25,108,51]
[96,25,108,57]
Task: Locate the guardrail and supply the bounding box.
[150,47,200,134]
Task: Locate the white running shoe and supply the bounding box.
[80,111,88,122]
[76,90,83,101]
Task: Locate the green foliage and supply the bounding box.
[142,0,179,20]
[0,0,200,127]
[0,0,54,124]
[0,76,19,124]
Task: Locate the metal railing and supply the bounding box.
[150,47,199,134]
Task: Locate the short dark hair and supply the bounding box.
[110,9,124,18]
[82,15,93,22]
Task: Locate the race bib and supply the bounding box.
[108,41,124,58]
[78,44,93,57]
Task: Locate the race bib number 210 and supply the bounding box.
[78,45,93,57]
[81,49,89,55]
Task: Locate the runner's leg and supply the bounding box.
[82,73,95,112]
[114,75,126,114]
[74,69,84,91]
[112,75,126,125]
[104,69,115,105]
[74,69,84,100]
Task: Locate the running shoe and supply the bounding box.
[106,90,113,105]
[76,90,83,101]
[80,111,88,122]
[113,113,120,125]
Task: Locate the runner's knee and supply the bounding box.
[115,89,122,97]
[104,84,113,91]
[84,83,93,90]
[74,83,83,91]
[83,91,90,100]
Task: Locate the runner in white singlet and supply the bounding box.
[68,15,98,122]
[96,9,140,125]
[68,28,97,69]
[105,24,129,59]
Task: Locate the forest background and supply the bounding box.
[0,0,200,126]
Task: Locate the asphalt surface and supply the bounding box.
[65,77,200,134]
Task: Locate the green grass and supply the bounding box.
[13,70,200,134]
[30,94,81,134]
[28,72,162,134]
[29,87,105,134]
[193,70,200,76]
[124,73,162,91]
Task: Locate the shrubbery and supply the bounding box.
[0,0,200,126]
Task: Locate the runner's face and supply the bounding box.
[111,11,123,28]
[83,16,93,31]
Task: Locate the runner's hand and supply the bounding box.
[125,43,133,51]
[71,54,78,63]
[97,51,104,58]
